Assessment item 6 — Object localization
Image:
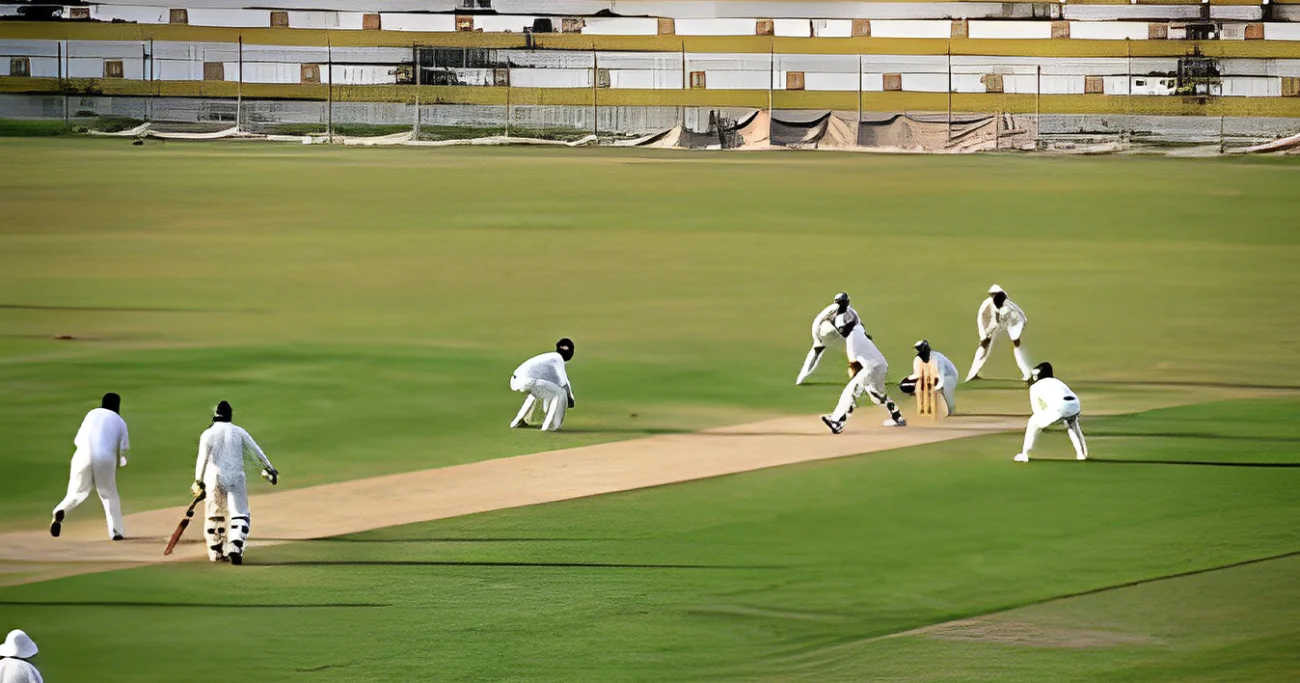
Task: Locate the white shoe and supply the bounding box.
[510,417,529,429]
[1076,453,1088,461]
[1013,453,1029,463]
[820,415,844,434]
[882,417,906,427]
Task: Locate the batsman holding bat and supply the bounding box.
[192,401,279,565]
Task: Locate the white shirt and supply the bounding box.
[73,407,129,463]
[195,423,274,487]
[977,297,1027,337]
[0,658,43,683]
[513,352,572,393]
[843,323,886,367]
[1029,377,1078,413]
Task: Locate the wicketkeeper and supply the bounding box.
[192,401,278,565]
[899,340,959,415]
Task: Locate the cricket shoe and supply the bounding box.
[1077,453,1088,461]
[112,534,124,541]
[820,415,844,435]
[228,552,243,566]
[509,418,530,429]
[882,417,907,427]
[1013,453,1030,463]
[49,510,64,538]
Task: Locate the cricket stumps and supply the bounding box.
[916,360,942,419]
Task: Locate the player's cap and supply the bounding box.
[833,292,850,305]
[988,284,1004,295]
[913,339,928,350]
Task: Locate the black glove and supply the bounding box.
[567,395,576,409]
[263,468,279,486]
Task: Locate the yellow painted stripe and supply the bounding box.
[3,24,1300,59]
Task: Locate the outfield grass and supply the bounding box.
[1,139,1298,681]
[2,399,1296,682]
[2,139,1298,525]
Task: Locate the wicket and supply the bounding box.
[916,360,940,418]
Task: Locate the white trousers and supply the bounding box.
[1023,399,1087,458]
[54,449,123,539]
[832,362,889,421]
[511,375,567,431]
[203,471,251,561]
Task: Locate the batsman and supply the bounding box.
[192,401,278,565]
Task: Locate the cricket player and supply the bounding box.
[1014,362,1087,463]
[966,284,1032,382]
[50,392,130,540]
[0,630,41,683]
[510,338,576,432]
[796,292,861,385]
[821,313,906,434]
[900,340,959,415]
[192,401,278,565]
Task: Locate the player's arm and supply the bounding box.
[811,304,837,341]
[192,432,211,495]
[557,362,575,407]
[117,417,130,467]
[1009,300,1027,325]
[977,299,995,338]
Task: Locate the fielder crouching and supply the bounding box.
[1015,362,1088,463]
[192,401,278,565]
[510,338,576,432]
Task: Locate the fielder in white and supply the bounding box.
[0,630,42,683]
[50,392,130,540]
[966,284,1033,382]
[796,292,860,385]
[192,401,278,565]
[1014,362,1088,463]
[510,338,576,432]
[901,340,960,415]
[821,314,906,434]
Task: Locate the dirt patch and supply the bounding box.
[909,618,1158,649]
[0,413,1020,587]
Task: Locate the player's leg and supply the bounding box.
[225,485,250,565]
[966,335,995,382]
[90,454,125,540]
[822,372,867,433]
[535,380,568,431]
[1010,323,1031,381]
[51,451,93,537]
[203,482,229,561]
[1066,414,1088,460]
[796,345,826,385]
[1015,411,1055,462]
[865,366,906,427]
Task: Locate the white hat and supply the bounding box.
[988,284,1005,295]
[0,630,37,659]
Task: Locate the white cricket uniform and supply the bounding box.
[195,422,275,561]
[830,324,890,421]
[1020,377,1087,460]
[53,407,130,539]
[968,296,1033,381]
[510,352,573,432]
[796,304,859,384]
[911,351,960,414]
[0,659,42,683]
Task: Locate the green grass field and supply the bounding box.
[1,138,1298,681]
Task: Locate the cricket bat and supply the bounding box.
[163,491,206,556]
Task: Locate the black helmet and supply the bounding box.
[913,340,931,363]
[1032,362,1054,382]
[556,338,575,362]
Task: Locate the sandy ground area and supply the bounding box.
[0,413,1021,587]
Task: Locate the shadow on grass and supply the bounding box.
[265,537,611,544]
[1090,431,1300,443]
[249,560,773,570]
[1032,458,1300,468]
[0,600,387,608]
